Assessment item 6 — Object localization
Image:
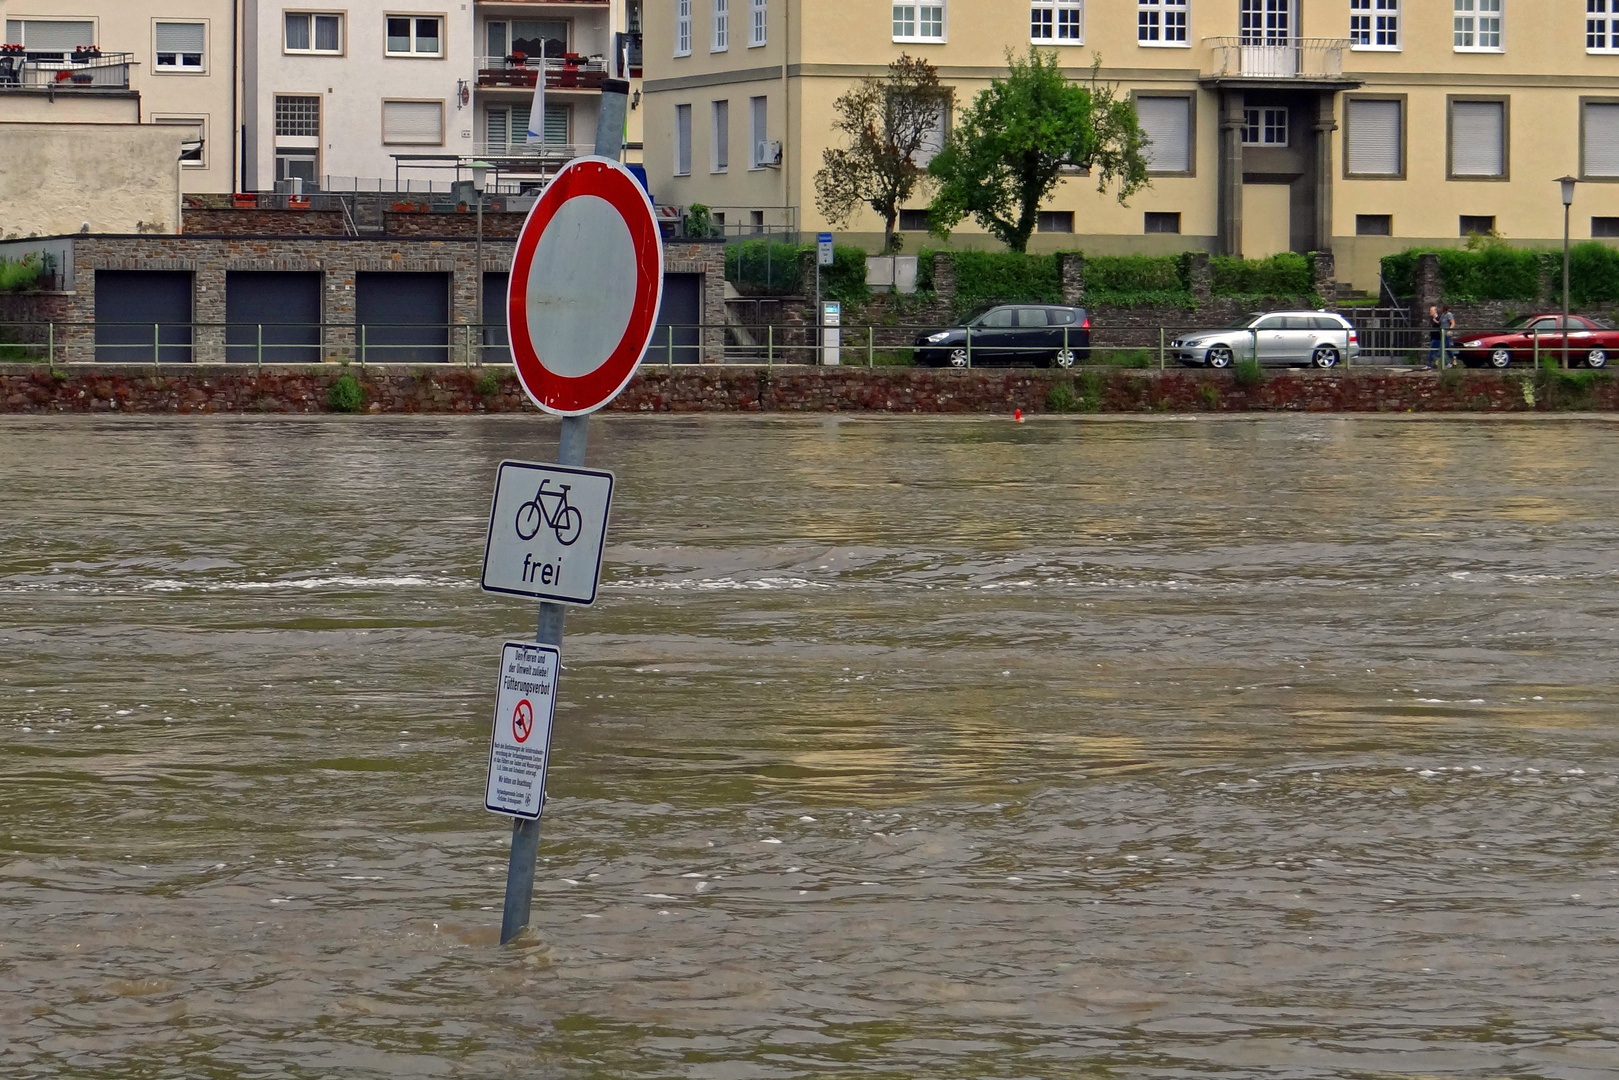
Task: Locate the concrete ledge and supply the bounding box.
[0,363,1603,415]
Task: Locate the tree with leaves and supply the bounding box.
[813,55,947,254]
[926,50,1149,253]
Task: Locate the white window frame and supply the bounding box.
[675,103,692,175]
[1031,0,1084,43]
[1349,0,1399,51]
[153,21,206,72]
[675,0,692,55]
[711,99,729,172]
[1589,0,1619,54]
[384,14,443,58]
[1242,106,1289,146]
[749,0,767,46]
[1137,0,1189,47]
[892,2,945,43]
[1453,0,1502,53]
[712,0,728,50]
[5,17,98,62]
[284,12,344,55]
[153,114,208,167]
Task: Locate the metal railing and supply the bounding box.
[1203,37,1349,79]
[0,50,134,91]
[475,55,611,91]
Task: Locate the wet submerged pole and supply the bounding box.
[499,81,631,946]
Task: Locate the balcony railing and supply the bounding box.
[476,54,610,91]
[1203,37,1349,80]
[473,140,594,165]
[0,49,135,91]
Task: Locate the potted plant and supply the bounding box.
[232,192,257,208]
[70,44,100,62]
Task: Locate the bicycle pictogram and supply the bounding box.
[515,479,583,545]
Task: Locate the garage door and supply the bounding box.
[95,270,193,363]
[649,272,701,365]
[226,272,322,363]
[482,272,510,365]
[355,272,449,364]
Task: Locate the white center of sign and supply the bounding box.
[523,194,637,378]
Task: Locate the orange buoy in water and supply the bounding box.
[1014,408,1024,423]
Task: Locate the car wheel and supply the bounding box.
[948,348,970,369]
[1052,348,1077,369]
[1311,345,1339,369]
[1588,348,1608,369]
[1489,348,1513,369]
[1206,346,1233,369]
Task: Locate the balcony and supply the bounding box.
[476,54,610,92]
[0,49,135,92]
[1202,37,1355,87]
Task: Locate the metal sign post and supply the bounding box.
[816,232,833,364]
[496,79,637,946]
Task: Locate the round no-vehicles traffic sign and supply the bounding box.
[507,156,664,416]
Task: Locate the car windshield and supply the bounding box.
[1228,313,1265,329]
[1503,315,1540,330]
[958,304,1000,327]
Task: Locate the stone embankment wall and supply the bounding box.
[2,364,1606,415]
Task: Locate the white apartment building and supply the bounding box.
[0,0,238,194]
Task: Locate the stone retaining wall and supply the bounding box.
[3,363,1606,415]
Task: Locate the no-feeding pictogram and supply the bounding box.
[512,699,535,744]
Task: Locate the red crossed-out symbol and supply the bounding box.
[511,699,535,744]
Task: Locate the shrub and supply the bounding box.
[725,240,803,295]
[950,250,1061,311]
[1083,254,1192,306]
[327,373,364,413]
[1568,242,1619,306]
[0,254,44,292]
[1046,378,1080,413]
[474,369,502,397]
[1437,244,1539,302]
[821,244,871,304]
[1233,358,1265,388]
[1211,252,1312,297]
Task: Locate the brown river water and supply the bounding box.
[2,414,1618,1079]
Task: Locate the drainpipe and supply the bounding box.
[781,0,790,225]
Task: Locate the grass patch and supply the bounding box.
[1102,349,1154,369]
[1046,378,1081,413]
[1198,382,1221,408]
[1233,358,1265,388]
[867,349,914,367]
[327,373,364,413]
[475,369,502,397]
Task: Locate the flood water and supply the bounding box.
[3,414,1618,1079]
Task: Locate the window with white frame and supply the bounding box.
[1240,0,1291,44]
[1031,0,1083,42]
[1454,0,1501,51]
[713,0,728,49]
[1349,0,1398,49]
[385,15,441,56]
[1138,0,1188,45]
[1583,101,1619,177]
[750,0,766,45]
[1450,99,1506,177]
[285,12,343,53]
[5,18,96,62]
[1590,0,1619,52]
[711,100,729,171]
[1136,95,1191,173]
[1242,107,1288,146]
[675,103,692,175]
[893,3,944,42]
[154,22,205,70]
[910,97,950,166]
[154,115,207,165]
[675,0,691,54]
[1346,98,1402,175]
[382,100,444,144]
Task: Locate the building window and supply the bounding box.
[1356,214,1392,235]
[1349,0,1398,49]
[675,0,691,54]
[382,100,444,145]
[1240,0,1290,44]
[1242,107,1288,146]
[1138,0,1188,45]
[5,18,96,62]
[711,100,729,171]
[285,12,343,54]
[1346,98,1402,175]
[154,115,207,166]
[1037,211,1074,233]
[1450,98,1506,178]
[749,95,769,167]
[893,3,944,41]
[899,208,930,231]
[1460,215,1496,235]
[1591,1,1619,53]
[910,98,950,167]
[1144,211,1181,233]
[1136,95,1192,174]
[274,93,320,185]
[154,22,205,70]
[275,94,321,138]
[1031,0,1083,42]
[750,0,767,46]
[385,15,441,56]
[1454,0,1501,51]
[1584,101,1619,177]
[1594,216,1619,237]
[713,0,728,50]
[675,103,692,175]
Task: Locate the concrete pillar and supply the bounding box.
[931,252,956,305]
[1313,94,1338,254]
[1413,253,1442,318]
[1057,251,1084,305]
[1312,250,1337,306]
[1186,251,1213,307]
[1217,90,1246,257]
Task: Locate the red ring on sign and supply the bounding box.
[508,158,663,416]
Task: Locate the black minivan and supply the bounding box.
[913,305,1091,368]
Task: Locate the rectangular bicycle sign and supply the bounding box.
[480,460,614,605]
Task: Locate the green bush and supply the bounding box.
[1436,245,1539,302]
[821,244,870,305]
[1381,240,1619,304]
[0,254,44,292]
[474,369,502,397]
[1046,378,1080,413]
[1568,242,1619,306]
[951,250,1061,310]
[1233,358,1265,388]
[725,240,803,295]
[1084,254,1193,306]
[327,373,364,413]
[1211,252,1312,297]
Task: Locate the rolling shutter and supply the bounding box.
[510,106,530,146]
[154,22,204,54]
[1585,103,1619,178]
[17,19,94,50]
[382,100,443,145]
[544,104,569,143]
[676,104,692,174]
[1347,99,1401,175]
[1137,96,1191,173]
[1451,100,1504,177]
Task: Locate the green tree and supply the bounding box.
[813,55,947,254]
[926,50,1149,253]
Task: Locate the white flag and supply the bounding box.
[527,60,545,143]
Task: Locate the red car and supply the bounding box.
[1454,314,1617,369]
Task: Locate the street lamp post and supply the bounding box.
[471,160,491,365]
[1559,174,1578,370]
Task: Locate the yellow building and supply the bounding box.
[643,0,1619,289]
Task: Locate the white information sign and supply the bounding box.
[485,641,560,820]
[817,232,834,267]
[481,460,614,605]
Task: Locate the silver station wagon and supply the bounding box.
[1170,311,1360,369]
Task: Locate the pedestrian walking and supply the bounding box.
[1426,305,1442,368]
[1438,305,1456,369]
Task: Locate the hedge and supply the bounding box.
[723,241,869,304]
[949,250,1062,310]
[1210,252,1312,297]
[1084,254,1192,306]
[1381,243,1619,305]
